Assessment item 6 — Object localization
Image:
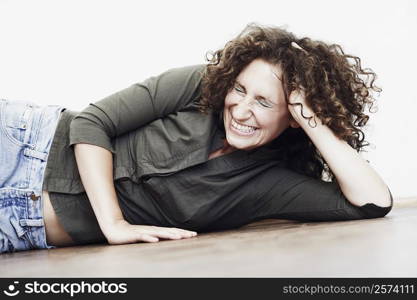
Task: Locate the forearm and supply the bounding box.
[297,116,391,207]
[73,143,197,244]
[74,143,125,236]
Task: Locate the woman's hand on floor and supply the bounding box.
[104,219,197,245]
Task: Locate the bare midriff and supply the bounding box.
[42,190,77,247]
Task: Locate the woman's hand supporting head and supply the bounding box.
[200,23,391,209]
[200,22,381,181]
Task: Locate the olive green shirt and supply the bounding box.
[42,64,393,245]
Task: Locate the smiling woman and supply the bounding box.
[1,23,392,253]
[222,59,299,151]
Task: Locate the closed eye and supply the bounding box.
[256,98,273,108]
[234,81,274,109]
[234,85,245,94]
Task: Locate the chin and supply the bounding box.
[226,135,258,151]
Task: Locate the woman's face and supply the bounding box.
[223,58,298,151]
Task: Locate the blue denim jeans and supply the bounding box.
[0,99,64,253]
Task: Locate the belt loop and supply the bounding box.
[19,219,44,227]
[23,147,48,161]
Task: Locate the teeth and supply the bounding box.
[231,119,257,133]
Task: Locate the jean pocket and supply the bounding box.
[6,223,34,253]
[0,198,33,253]
[0,99,37,146]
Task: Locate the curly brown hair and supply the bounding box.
[199,23,381,181]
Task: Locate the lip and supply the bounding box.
[232,118,257,129]
[229,118,258,136]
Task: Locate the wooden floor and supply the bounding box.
[2,198,417,277]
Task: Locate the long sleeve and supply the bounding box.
[68,64,205,153]
[251,165,393,222]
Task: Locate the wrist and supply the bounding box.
[99,217,127,234]
[290,107,319,129]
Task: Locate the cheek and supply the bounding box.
[224,93,236,108]
[258,111,290,134]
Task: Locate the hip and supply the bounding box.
[0,98,64,252]
[42,190,75,246]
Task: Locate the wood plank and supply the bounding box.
[2,197,417,277]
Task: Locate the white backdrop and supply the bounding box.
[1,0,416,198]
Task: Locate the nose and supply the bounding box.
[232,96,253,120]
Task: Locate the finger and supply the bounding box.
[150,230,183,240]
[169,227,198,236]
[150,227,196,238]
[139,227,181,240]
[177,230,198,237]
[137,234,159,243]
[152,229,195,240]
[165,228,197,238]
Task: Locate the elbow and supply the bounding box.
[358,186,393,219]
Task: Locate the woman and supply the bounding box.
[0,23,392,253]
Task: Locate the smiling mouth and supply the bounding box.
[230,118,258,135]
